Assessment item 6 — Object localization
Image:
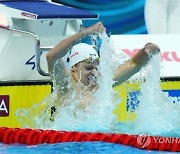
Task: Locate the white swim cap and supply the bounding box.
[67,43,99,67]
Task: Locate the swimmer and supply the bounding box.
[46,22,160,117]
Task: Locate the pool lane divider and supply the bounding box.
[0,127,179,152]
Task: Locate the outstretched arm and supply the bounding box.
[46,22,105,73]
[113,43,160,86]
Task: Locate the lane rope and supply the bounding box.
[0,127,179,152]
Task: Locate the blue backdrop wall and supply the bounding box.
[53,0,147,34]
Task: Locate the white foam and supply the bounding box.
[113,54,180,137]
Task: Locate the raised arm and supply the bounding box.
[113,43,160,86]
[46,22,105,73]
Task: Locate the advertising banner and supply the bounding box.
[110,34,180,78]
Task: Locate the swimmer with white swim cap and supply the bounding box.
[46,22,160,115]
[67,43,100,89]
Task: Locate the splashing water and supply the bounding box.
[90,32,117,131]
[16,33,180,137]
[113,54,180,137]
[50,32,118,132]
[134,54,180,137]
[16,32,118,132]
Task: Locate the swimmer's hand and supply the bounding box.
[82,22,106,36]
[143,43,160,57]
[132,43,160,65]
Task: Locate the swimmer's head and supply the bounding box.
[67,43,100,89]
[67,43,99,68]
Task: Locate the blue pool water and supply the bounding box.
[0,142,175,154]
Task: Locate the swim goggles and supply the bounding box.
[84,54,99,63]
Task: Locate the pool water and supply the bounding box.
[0,142,174,154]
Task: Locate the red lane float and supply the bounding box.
[0,127,179,152]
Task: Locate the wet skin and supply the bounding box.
[71,60,100,89]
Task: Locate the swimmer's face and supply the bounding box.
[71,59,99,88]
